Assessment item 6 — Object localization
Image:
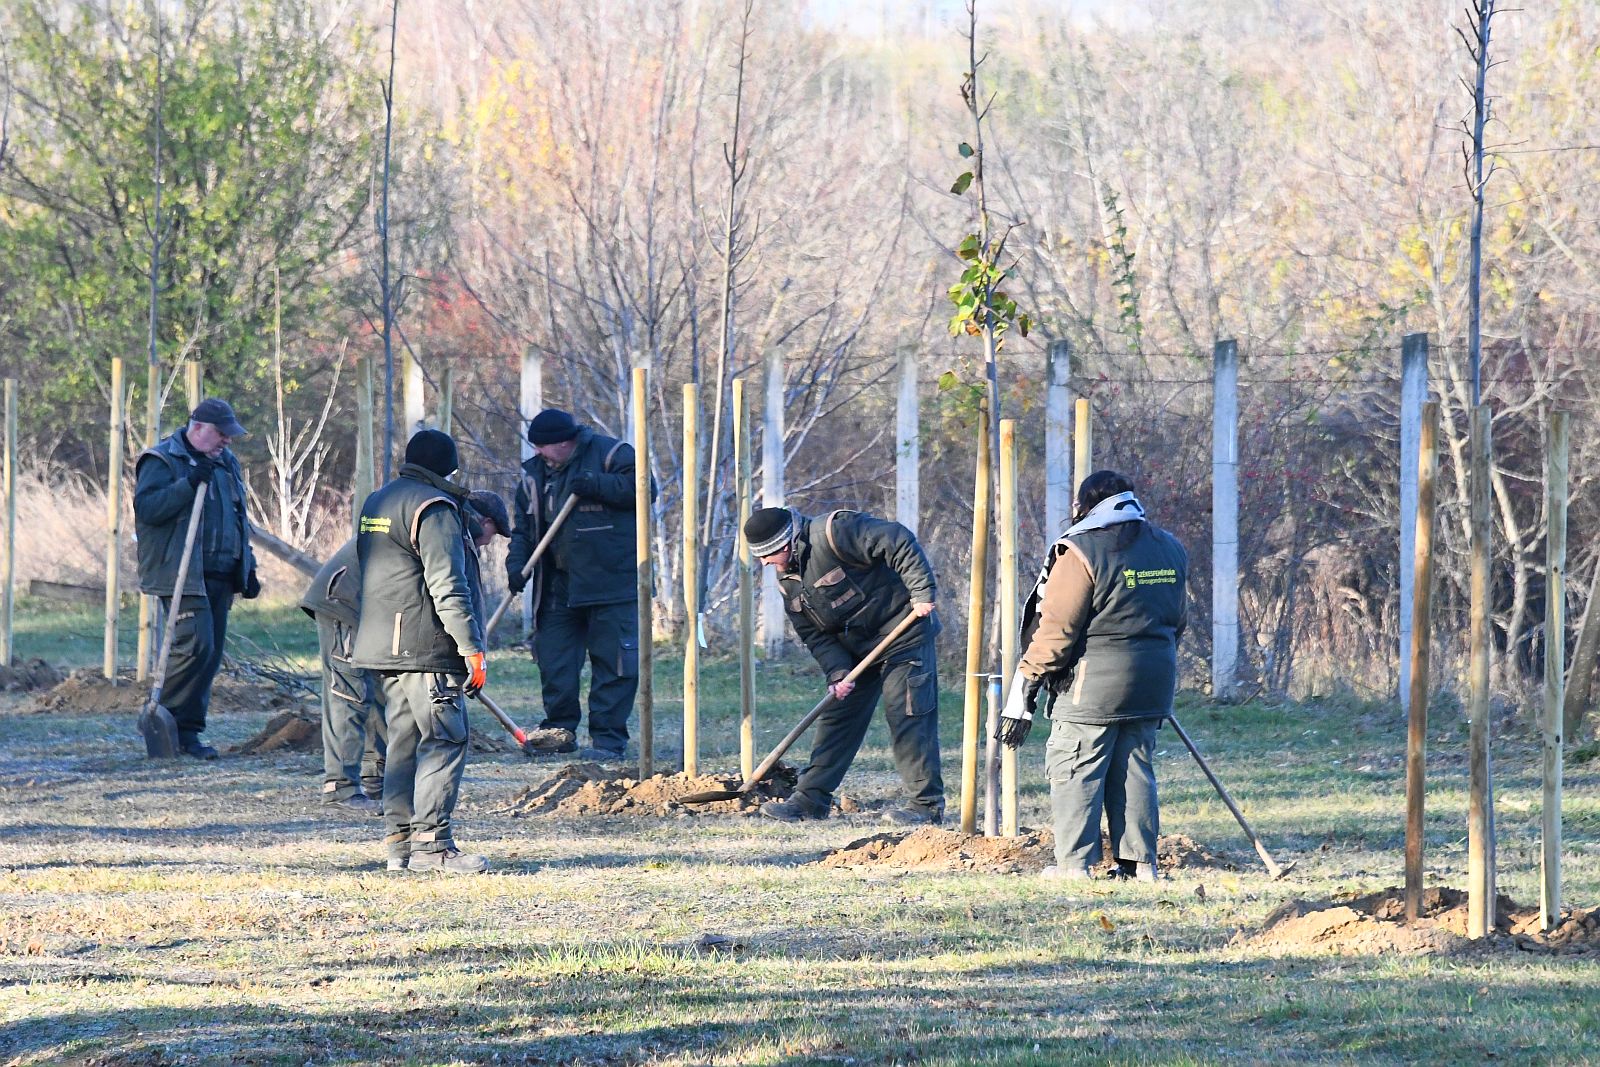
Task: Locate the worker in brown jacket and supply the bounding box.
[997,471,1188,881]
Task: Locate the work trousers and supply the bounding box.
[795,636,943,815]
[534,572,639,751]
[317,616,387,801]
[376,670,468,855]
[158,575,235,736]
[1046,717,1161,869]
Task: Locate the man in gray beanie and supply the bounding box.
[743,505,945,826]
[508,408,646,761]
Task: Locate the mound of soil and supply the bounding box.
[1245,886,1600,957]
[500,761,799,817]
[232,710,320,755]
[22,667,309,717]
[817,828,1233,875]
[0,658,65,693]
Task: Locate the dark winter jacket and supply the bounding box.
[778,511,940,681]
[133,430,256,597]
[300,538,361,629]
[351,464,485,673]
[508,426,642,609]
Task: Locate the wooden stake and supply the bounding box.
[136,362,162,681]
[104,359,126,681]
[1541,411,1568,931]
[999,418,1019,837]
[438,364,453,435]
[1404,401,1438,922]
[354,353,376,536]
[633,368,654,778]
[960,397,992,834]
[1,379,16,669]
[1398,334,1429,712]
[1467,404,1496,938]
[185,360,202,412]
[735,378,756,779]
[682,382,700,777]
[1072,396,1092,498]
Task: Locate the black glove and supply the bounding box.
[570,470,601,499]
[507,567,529,595]
[186,455,216,487]
[995,675,1043,749]
[242,569,261,600]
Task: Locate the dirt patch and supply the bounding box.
[1244,886,1600,957]
[21,667,309,717]
[816,828,1234,875]
[232,710,320,755]
[498,761,801,817]
[0,658,66,693]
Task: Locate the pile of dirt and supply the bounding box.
[232,710,320,755]
[499,761,800,817]
[22,667,309,717]
[0,658,65,693]
[816,828,1234,875]
[1244,886,1600,957]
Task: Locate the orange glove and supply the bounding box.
[464,652,487,696]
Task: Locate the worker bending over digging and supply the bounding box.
[997,471,1189,881]
[743,506,945,826]
[353,430,489,874]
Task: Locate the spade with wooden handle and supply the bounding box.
[472,690,536,758]
[483,495,577,638]
[139,481,207,758]
[679,611,923,804]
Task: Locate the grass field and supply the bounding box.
[2,598,1598,1066]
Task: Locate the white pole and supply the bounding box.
[1045,339,1073,537]
[1398,333,1428,712]
[760,343,786,656]
[520,345,543,637]
[896,347,920,535]
[1212,339,1239,701]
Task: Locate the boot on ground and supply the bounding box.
[178,732,219,761]
[1117,858,1160,882]
[326,792,380,816]
[1041,864,1092,881]
[880,803,943,827]
[407,847,489,874]
[759,796,829,823]
[386,835,410,873]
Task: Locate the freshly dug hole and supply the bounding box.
[232,710,320,754]
[817,828,1235,875]
[498,761,801,817]
[0,658,65,693]
[22,667,308,717]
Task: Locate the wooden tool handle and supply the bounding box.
[473,691,527,746]
[484,495,578,636]
[149,482,208,707]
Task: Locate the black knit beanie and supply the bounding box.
[404,429,459,477]
[743,507,797,556]
[526,409,580,446]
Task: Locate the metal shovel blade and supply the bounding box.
[139,703,180,759]
[678,787,745,805]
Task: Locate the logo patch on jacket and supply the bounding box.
[1125,567,1177,588]
[359,516,392,534]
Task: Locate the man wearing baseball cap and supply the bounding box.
[133,398,260,760]
[507,408,646,761]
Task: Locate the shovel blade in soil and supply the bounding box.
[138,703,180,758]
[678,788,745,805]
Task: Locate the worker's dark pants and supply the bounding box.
[1046,717,1161,870]
[377,671,468,856]
[534,573,638,752]
[795,636,944,815]
[158,575,235,736]
[317,616,387,802]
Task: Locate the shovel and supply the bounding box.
[472,690,536,757]
[139,481,207,758]
[679,611,922,805]
[1168,714,1294,880]
[483,495,577,637]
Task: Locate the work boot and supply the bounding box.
[880,803,943,827]
[327,793,381,816]
[385,834,410,873]
[178,732,219,761]
[1116,858,1160,883]
[525,727,577,754]
[759,796,828,823]
[407,847,489,875]
[1041,864,1092,881]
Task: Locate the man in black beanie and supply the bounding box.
[508,408,645,761]
[352,429,489,873]
[743,505,945,825]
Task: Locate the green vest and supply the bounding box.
[1049,521,1188,722]
[299,538,361,628]
[351,465,484,673]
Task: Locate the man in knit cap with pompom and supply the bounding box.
[743,505,945,825]
[508,408,645,762]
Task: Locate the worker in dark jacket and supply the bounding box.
[998,471,1189,881]
[133,398,260,760]
[300,538,385,814]
[743,506,944,825]
[353,430,488,874]
[507,409,641,761]
[463,490,510,626]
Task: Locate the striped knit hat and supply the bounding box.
[743,507,797,557]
